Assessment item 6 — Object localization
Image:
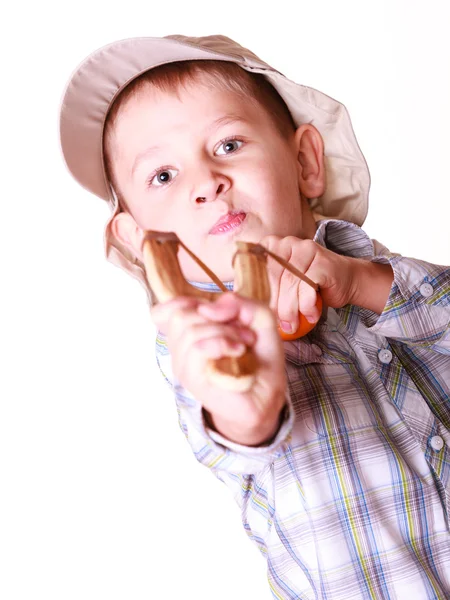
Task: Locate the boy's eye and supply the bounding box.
[215,139,243,156]
[149,168,178,187]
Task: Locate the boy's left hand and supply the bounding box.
[260,235,394,333]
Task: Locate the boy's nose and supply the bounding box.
[191,169,231,205]
[196,182,225,204]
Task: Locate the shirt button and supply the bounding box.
[311,344,323,356]
[430,436,444,452]
[378,349,393,364]
[420,282,433,298]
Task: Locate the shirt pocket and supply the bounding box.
[288,362,383,437]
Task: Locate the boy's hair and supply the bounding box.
[103,60,296,209]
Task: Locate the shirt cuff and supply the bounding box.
[206,389,294,455]
[177,387,294,476]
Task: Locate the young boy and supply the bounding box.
[59,34,449,599]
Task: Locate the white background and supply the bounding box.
[1,1,449,599]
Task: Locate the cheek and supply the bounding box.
[249,161,300,211]
[246,151,298,189]
[127,191,171,231]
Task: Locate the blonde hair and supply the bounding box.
[103,60,296,209]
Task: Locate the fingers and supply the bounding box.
[197,292,243,323]
[152,293,261,348]
[298,282,320,323]
[188,335,247,359]
[159,296,255,375]
[152,291,286,412]
[174,319,255,362]
[259,235,290,314]
[261,236,319,331]
[208,294,283,365]
[159,293,281,385]
[168,305,258,387]
[197,292,274,332]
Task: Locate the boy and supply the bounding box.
[59,35,449,599]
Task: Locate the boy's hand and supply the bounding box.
[151,293,287,447]
[260,235,394,333]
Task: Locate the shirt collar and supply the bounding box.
[314,218,374,258]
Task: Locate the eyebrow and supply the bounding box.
[130,114,248,178]
[131,145,161,177]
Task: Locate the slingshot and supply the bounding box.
[142,231,321,391]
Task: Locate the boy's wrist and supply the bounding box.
[203,396,287,448]
[349,259,394,315]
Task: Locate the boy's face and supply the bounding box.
[110,77,324,281]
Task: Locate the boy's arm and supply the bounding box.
[353,241,449,352]
[155,337,294,477]
[348,260,394,315]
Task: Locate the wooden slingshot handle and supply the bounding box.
[142,231,319,392]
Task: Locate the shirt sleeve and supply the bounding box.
[359,240,450,354]
[155,333,294,476]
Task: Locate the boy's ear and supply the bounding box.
[110,212,145,261]
[294,124,326,198]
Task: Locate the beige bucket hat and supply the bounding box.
[59,34,370,300]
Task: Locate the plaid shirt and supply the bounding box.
[155,219,450,599]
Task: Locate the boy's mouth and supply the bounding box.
[209,211,247,235]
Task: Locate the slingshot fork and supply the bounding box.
[142,231,319,392]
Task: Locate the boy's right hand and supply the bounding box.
[151,293,287,447]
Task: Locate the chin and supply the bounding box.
[182,240,241,283]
